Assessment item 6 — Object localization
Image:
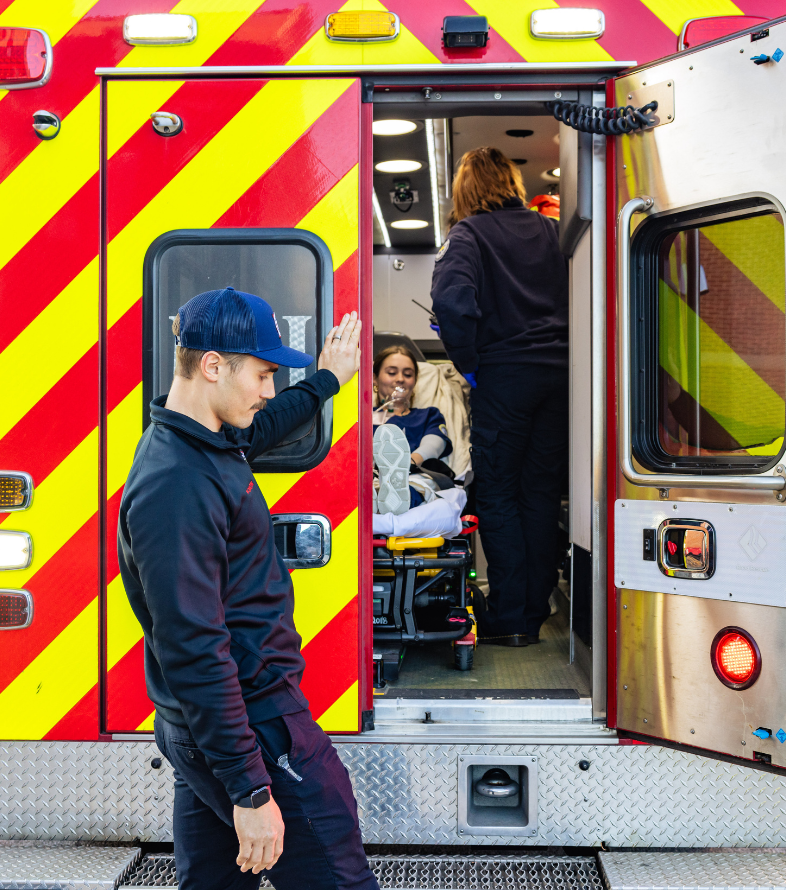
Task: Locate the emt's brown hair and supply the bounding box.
[372,345,419,407]
[172,313,247,380]
[450,147,527,224]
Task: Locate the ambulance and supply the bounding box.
[2,3,786,886]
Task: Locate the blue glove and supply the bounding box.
[429,322,441,336]
[463,370,477,389]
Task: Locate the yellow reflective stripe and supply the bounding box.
[107,572,143,671]
[0,430,97,584]
[660,285,785,445]
[0,0,98,46]
[0,599,97,739]
[292,510,358,647]
[297,165,359,272]
[637,0,743,35]
[107,77,356,327]
[702,216,786,314]
[467,0,613,62]
[106,80,185,158]
[108,384,144,497]
[137,710,156,731]
[316,680,358,732]
[332,375,358,444]
[0,259,97,441]
[286,0,438,66]
[0,2,262,273]
[259,472,307,507]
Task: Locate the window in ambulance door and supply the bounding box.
[633,201,786,473]
[143,229,333,472]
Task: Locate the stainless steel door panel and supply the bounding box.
[614,499,786,607]
[618,588,786,766]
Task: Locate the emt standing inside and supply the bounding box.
[430,147,569,648]
[117,286,377,890]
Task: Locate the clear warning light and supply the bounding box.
[712,627,761,689]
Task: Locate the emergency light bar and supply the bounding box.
[530,8,604,40]
[325,11,399,42]
[0,28,52,90]
[123,14,198,46]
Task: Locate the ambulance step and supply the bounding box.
[0,840,141,889]
[599,851,786,890]
[120,852,604,888]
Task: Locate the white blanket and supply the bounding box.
[372,488,468,539]
[412,361,472,479]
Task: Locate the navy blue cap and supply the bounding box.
[177,286,313,369]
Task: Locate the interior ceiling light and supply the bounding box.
[376,160,422,173]
[530,8,605,39]
[372,189,391,249]
[123,14,197,45]
[425,119,443,249]
[546,167,560,178]
[391,219,428,229]
[373,119,417,136]
[325,11,399,42]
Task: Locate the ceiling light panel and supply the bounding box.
[376,160,422,173]
[373,120,417,136]
[391,220,428,229]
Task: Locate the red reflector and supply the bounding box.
[679,16,769,51]
[0,589,33,629]
[711,627,761,690]
[0,28,50,87]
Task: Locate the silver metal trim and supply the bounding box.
[0,588,33,630]
[95,62,635,77]
[123,14,198,46]
[0,28,53,90]
[530,8,605,40]
[0,530,32,572]
[324,11,400,43]
[617,196,786,492]
[270,513,331,569]
[0,470,34,511]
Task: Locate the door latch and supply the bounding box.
[150,111,183,136]
[271,513,331,569]
[657,518,715,580]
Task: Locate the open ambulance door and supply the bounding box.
[610,17,786,768]
[100,75,370,737]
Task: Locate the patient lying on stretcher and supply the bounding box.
[372,346,467,537]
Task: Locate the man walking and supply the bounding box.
[118,285,376,890]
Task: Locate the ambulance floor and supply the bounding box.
[383,596,591,698]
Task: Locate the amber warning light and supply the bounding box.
[0,28,52,89]
[711,627,761,690]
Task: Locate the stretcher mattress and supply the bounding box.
[372,488,468,539]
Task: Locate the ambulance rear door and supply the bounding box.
[610,17,786,768]
[100,75,369,737]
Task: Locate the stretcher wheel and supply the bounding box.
[454,644,474,672]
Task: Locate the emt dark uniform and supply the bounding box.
[119,294,378,890]
[430,197,569,640]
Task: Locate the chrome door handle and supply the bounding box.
[271,513,331,569]
[617,196,785,493]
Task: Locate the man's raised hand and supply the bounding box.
[318,312,362,387]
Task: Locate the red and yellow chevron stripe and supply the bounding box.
[0,0,779,741]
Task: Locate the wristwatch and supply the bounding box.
[237,785,271,809]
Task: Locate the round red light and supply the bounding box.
[711,627,761,690]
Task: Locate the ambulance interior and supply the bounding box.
[371,104,595,714]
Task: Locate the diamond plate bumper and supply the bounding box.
[599,851,786,890]
[0,841,140,889]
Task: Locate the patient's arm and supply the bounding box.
[411,433,447,466]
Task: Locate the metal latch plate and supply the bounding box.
[626,79,674,127]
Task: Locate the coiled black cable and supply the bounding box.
[547,100,659,135]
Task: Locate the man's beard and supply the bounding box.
[252,399,268,412]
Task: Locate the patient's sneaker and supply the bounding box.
[374,424,411,515]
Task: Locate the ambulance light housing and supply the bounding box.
[0,472,33,511]
[442,16,489,49]
[711,626,761,690]
[123,14,198,46]
[530,8,604,40]
[678,16,768,51]
[0,28,52,90]
[0,589,33,629]
[325,11,399,42]
[0,532,32,571]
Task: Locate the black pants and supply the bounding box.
[470,364,569,638]
[155,710,379,890]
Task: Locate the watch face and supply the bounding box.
[251,787,270,808]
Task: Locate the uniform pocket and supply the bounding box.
[470,426,498,466]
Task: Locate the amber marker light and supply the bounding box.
[325,11,399,42]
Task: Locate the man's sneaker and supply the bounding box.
[373,424,411,515]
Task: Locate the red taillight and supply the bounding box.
[0,28,51,89]
[711,627,761,690]
[679,16,769,51]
